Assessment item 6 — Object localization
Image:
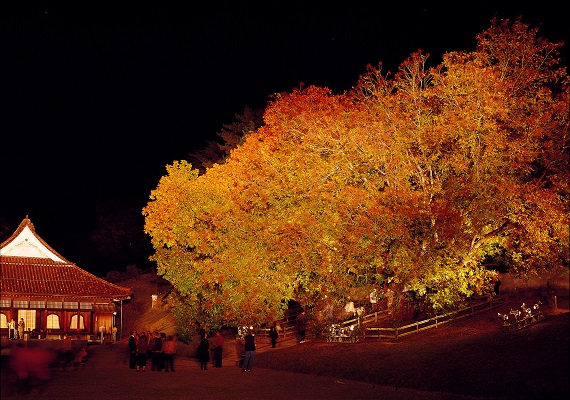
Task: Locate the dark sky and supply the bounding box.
[1,3,567,275]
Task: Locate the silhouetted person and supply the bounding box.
[128,331,137,369]
[296,310,307,343]
[494,278,501,295]
[213,330,224,367]
[136,332,148,371]
[242,328,255,372]
[162,335,176,372]
[197,329,210,370]
[269,322,279,348]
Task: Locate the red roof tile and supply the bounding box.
[1,256,132,299]
[0,217,132,301]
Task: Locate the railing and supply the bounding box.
[256,295,507,343]
[359,295,507,340]
[255,310,301,340]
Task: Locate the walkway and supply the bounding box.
[1,338,481,400]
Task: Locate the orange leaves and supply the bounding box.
[145,18,569,327]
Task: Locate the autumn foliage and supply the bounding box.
[143,18,569,332]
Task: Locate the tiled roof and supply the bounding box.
[0,256,132,299]
[93,303,117,313]
[0,217,132,301]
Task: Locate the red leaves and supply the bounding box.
[146,18,569,326]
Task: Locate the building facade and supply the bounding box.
[0,217,132,340]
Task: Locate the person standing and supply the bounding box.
[18,318,25,340]
[128,331,138,369]
[385,286,394,315]
[212,330,224,368]
[162,335,176,372]
[147,331,156,368]
[136,332,148,372]
[296,310,307,343]
[269,322,279,348]
[242,328,255,372]
[197,329,210,370]
[150,332,163,371]
[344,297,356,319]
[158,332,166,371]
[494,278,501,295]
[370,288,379,312]
[8,318,16,339]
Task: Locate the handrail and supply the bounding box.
[361,295,507,340]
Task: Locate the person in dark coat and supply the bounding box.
[242,328,256,372]
[128,331,138,369]
[296,309,307,343]
[197,329,210,370]
[494,278,501,295]
[269,322,279,348]
[136,332,148,371]
[150,331,163,371]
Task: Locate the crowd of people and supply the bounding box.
[124,308,312,374]
[128,330,177,372]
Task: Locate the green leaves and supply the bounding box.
[144,18,569,330]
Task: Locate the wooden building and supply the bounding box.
[0,217,132,340]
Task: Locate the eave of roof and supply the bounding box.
[0,256,132,300]
[0,216,133,301]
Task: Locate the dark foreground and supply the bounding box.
[1,340,483,400]
[1,294,568,400]
[255,295,570,400]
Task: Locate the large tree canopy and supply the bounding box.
[143,18,569,334]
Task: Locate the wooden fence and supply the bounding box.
[257,311,300,340]
[256,295,508,342]
[343,295,507,340]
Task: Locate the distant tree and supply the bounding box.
[0,216,12,243]
[90,198,154,272]
[144,18,569,329]
[187,106,264,174]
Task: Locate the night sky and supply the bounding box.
[1,3,567,275]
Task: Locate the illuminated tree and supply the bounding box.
[144,18,569,329]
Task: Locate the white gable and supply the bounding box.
[0,225,65,262]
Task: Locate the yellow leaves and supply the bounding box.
[144,18,568,327]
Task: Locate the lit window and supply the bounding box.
[17,310,36,331]
[70,314,85,329]
[47,314,61,329]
